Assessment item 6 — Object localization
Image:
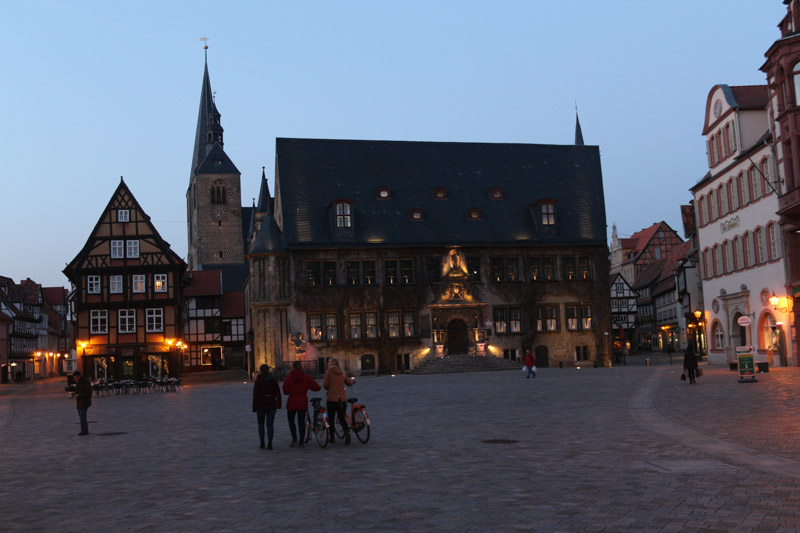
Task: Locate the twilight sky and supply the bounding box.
[1,1,786,288]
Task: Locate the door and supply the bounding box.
[534,345,550,368]
[447,319,468,354]
[732,313,748,347]
[361,354,376,375]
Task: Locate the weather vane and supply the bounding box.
[200,35,210,62]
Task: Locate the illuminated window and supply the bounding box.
[323,262,337,286]
[146,308,163,333]
[566,305,578,331]
[306,262,321,286]
[309,314,323,340]
[154,274,168,292]
[433,188,447,199]
[349,313,362,339]
[542,203,555,225]
[536,306,558,332]
[578,257,592,279]
[325,314,338,340]
[409,209,424,221]
[388,311,400,337]
[335,203,351,228]
[581,305,592,329]
[376,187,391,199]
[385,259,414,285]
[491,257,519,282]
[489,188,504,199]
[467,208,482,220]
[403,311,416,336]
[118,309,136,334]
[132,274,145,293]
[563,258,576,280]
[365,312,378,338]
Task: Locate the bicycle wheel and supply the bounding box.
[332,415,346,439]
[353,409,370,444]
[313,412,328,448]
[304,412,312,443]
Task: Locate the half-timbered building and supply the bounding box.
[610,272,637,351]
[610,222,684,286]
[64,179,187,379]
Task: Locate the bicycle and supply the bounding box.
[331,391,370,444]
[304,398,330,448]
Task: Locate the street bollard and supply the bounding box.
[646,358,650,366]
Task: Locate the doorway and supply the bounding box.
[361,353,376,375]
[534,345,550,368]
[731,313,748,348]
[447,319,468,354]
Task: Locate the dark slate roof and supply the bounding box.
[256,168,271,214]
[198,263,249,292]
[190,61,223,176]
[274,138,607,248]
[195,142,240,175]
[248,215,287,254]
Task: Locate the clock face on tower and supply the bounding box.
[213,205,227,219]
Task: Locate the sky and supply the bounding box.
[1,0,788,288]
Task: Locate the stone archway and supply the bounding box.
[447,319,469,354]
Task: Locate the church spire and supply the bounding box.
[574,108,585,146]
[190,50,224,177]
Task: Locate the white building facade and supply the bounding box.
[692,84,790,367]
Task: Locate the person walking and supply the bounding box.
[523,349,536,379]
[323,358,354,445]
[282,360,321,448]
[74,371,92,436]
[252,364,281,449]
[683,346,699,385]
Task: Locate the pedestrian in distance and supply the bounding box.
[523,349,536,379]
[282,360,321,448]
[323,357,354,445]
[252,364,281,449]
[74,371,92,436]
[683,345,698,385]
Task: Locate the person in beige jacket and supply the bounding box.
[323,358,354,444]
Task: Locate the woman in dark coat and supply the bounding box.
[282,361,321,448]
[252,364,281,449]
[683,346,699,384]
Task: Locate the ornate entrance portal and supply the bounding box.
[447,320,469,354]
[428,249,487,356]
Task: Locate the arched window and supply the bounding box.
[760,313,777,351]
[793,62,800,106]
[712,321,725,350]
[211,179,226,205]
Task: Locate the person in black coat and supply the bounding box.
[74,371,92,435]
[683,346,699,384]
[252,364,282,449]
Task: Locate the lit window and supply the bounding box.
[146,308,164,333]
[542,203,555,225]
[349,313,362,339]
[309,314,323,340]
[132,274,145,293]
[494,308,508,333]
[118,309,136,334]
[118,209,130,222]
[111,240,124,259]
[90,310,108,334]
[154,274,168,292]
[433,188,447,199]
[403,311,416,337]
[365,312,378,338]
[336,203,351,228]
[566,305,578,331]
[127,240,139,258]
[490,188,504,199]
[581,305,592,329]
[325,314,338,340]
[87,275,101,294]
[388,311,400,338]
[110,275,123,294]
[410,209,424,221]
[467,208,482,220]
[376,187,391,199]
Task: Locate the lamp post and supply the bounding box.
[693,310,705,356]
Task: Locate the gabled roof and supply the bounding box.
[42,287,67,306]
[64,179,186,277]
[195,142,240,175]
[184,270,222,297]
[609,272,634,290]
[274,138,607,248]
[632,259,666,291]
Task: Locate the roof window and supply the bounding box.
[377,187,392,199]
[409,209,424,221]
[467,208,482,220]
[489,188,504,199]
[433,187,448,199]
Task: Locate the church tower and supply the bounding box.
[186,48,244,270]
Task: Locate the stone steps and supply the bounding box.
[412,354,521,374]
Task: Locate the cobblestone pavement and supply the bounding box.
[2,364,800,532]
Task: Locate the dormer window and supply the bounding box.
[409,209,424,221]
[377,187,391,199]
[467,208,482,220]
[541,202,555,225]
[433,187,448,199]
[336,202,352,228]
[489,188,504,199]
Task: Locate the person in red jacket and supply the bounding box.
[252,364,282,449]
[282,360,321,448]
[523,349,536,379]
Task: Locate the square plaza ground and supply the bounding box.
[2,362,800,532]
